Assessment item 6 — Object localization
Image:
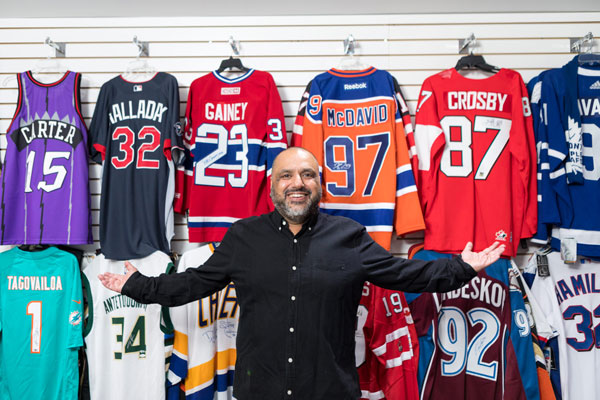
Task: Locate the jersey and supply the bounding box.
[529,250,600,400]
[294,67,424,250]
[356,282,419,400]
[0,71,92,245]
[175,69,287,243]
[82,251,174,400]
[167,244,239,400]
[0,246,83,399]
[89,72,183,260]
[411,68,537,256]
[406,248,540,400]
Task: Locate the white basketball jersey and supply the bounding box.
[529,251,600,400]
[167,244,239,399]
[83,251,174,400]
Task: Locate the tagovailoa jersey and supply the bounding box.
[0,247,83,400]
[175,69,287,243]
[89,72,183,260]
[168,244,239,400]
[407,248,540,400]
[411,68,537,256]
[0,71,92,245]
[294,67,424,250]
[82,251,174,400]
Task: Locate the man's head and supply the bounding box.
[270,147,322,225]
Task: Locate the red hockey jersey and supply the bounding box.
[175,69,287,242]
[411,68,537,256]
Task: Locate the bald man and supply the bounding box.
[100,147,504,400]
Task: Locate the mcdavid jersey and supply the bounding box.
[89,72,183,260]
[529,251,600,400]
[0,246,83,400]
[412,68,537,256]
[82,251,174,400]
[175,69,287,243]
[407,248,540,400]
[0,71,92,245]
[168,244,239,400]
[294,67,424,250]
[356,281,419,400]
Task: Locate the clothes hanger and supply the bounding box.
[122,36,157,82]
[336,35,368,71]
[573,32,600,66]
[19,244,50,252]
[454,33,499,74]
[19,37,68,85]
[216,36,249,73]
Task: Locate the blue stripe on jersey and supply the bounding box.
[397,168,416,192]
[191,140,283,170]
[320,207,393,228]
[211,69,255,84]
[187,370,235,400]
[188,222,233,228]
[169,354,188,380]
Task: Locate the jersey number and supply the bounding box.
[563,304,600,351]
[440,116,511,180]
[111,126,161,169]
[324,132,390,197]
[27,301,42,353]
[112,316,147,359]
[438,307,500,381]
[25,151,71,193]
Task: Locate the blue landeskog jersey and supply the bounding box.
[0,246,83,400]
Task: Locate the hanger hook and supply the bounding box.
[459,33,476,55]
[344,35,356,56]
[133,35,149,58]
[229,36,240,56]
[44,36,65,58]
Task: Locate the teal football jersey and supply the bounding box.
[0,246,83,399]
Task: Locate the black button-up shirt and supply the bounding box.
[123,210,477,400]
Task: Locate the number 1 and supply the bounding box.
[27,301,42,353]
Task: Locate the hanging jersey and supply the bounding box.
[294,67,424,250]
[411,68,537,256]
[82,251,174,400]
[174,69,287,243]
[168,244,239,400]
[0,71,92,245]
[356,282,419,400]
[0,246,83,399]
[407,248,539,400]
[89,72,183,260]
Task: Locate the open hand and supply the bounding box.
[98,261,138,293]
[461,241,506,272]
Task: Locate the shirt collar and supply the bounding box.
[271,209,319,235]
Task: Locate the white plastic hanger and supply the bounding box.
[122,36,157,82]
[2,37,67,87]
[336,35,368,71]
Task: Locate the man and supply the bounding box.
[100,147,505,400]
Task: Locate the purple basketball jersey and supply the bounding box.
[0,71,92,244]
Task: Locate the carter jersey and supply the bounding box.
[0,71,92,245]
[89,72,183,260]
[83,251,174,400]
[407,248,540,400]
[168,244,239,400]
[412,68,537,256]
[529,251,600,400]
[356,282,419,400]
[0,246,83,400]
[294,67,424,250]
[175,69,287,243]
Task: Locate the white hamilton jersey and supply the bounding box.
[83,251,174,400]
[168,244,239,399]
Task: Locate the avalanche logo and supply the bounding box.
[69,310,82,326]
[495,230,508,241]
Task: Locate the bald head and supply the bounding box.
[272,147,320,181]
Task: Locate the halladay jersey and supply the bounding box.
[356,281,419,400]
[168,244,239,400]
[294,67,424,250]
[411,68,537,256]
[89,72,183,260]
[529,251,600,400]
[174,69,287,243]
[82,251,174,400]
[406,248,540,400]
[0,71,92,245]
[0,246,83,400]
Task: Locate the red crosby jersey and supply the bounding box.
[411,68,537,256]
[356,282,419,400]
[175,69,287,242]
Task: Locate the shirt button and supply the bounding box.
[292,265,297,271]
[289,327,294,332]
[293,239,297,243]
[282,221,287,225]
[309,227,312,231]
[288,357,293,363]
[291,296,296,301]
[279,227,282,231]
[287,390,292,395]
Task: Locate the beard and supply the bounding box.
[271,185,322,224]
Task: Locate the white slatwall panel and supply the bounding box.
[1,13,598,260]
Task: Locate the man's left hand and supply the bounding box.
[461,241,506,272]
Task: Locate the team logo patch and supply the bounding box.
[495,230,508,241]
[590,80,600,90]
[174,121,183,136]
[133,85,143,92]
[221,87,241,95]
[69,310,82,326]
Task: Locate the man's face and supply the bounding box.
[270,149,322,224]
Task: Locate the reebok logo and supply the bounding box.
[221,87,241,95]
[344,82,367,90]
[590,80,600,90]
[133,85,143,92]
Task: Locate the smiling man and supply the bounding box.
[99,147,504,400]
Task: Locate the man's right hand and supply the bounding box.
[98,261,138,293]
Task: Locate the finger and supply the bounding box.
[124,261,138,274]
[463,242,473,253]
[484,241,501,253]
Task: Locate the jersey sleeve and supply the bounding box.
[174,83,195,215]
[264,73,288,210]
[299,79,325,177]
[291,81,312,147]
[66,258,84,349]
[88,83,110,164]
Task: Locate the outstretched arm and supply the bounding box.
[98,261,138,293]
[461,241,506,272]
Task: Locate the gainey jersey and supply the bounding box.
[0,246,83,400]
[0,71,92,245]
[82,251,174,400]
[89,72,183,260]
[294,67,424,250]
[168,244,239,400]
[412,68,537,256]
[175,69,287,243]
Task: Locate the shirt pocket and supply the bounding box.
[310,260,351,296]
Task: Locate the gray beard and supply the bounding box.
[271,188,321,224]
